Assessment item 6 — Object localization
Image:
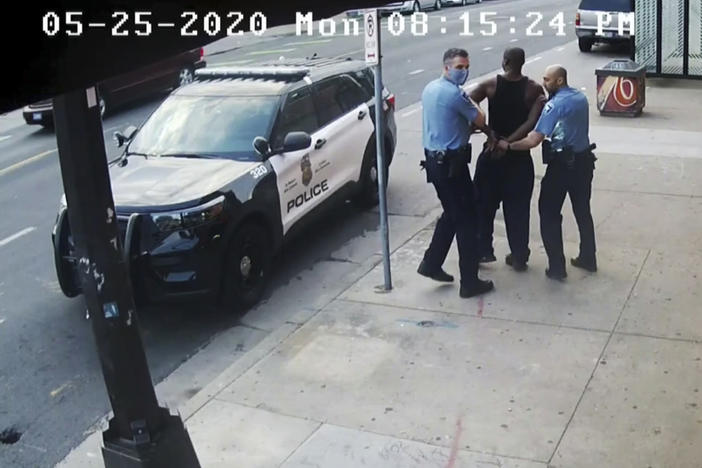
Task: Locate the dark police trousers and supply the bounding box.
[475,149,535,263]
[538,152,596,272]
[422,149,480,286]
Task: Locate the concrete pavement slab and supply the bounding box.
[219,301,609,462]
[590,152,702,198]
[186,400,320,468]
[617,250,702,342]
[594,192,702,254]
[342,228,646,331]
[551,333,702,468]
[590,127,702,160]
[281,423,547,468]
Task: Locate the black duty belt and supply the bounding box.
[424,144,471,161]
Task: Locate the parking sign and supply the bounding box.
[364,9,379,65]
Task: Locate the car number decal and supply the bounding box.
[250,165,268,179]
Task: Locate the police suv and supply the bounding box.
[52,57,397,310]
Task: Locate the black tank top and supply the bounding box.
[488,75,530,140]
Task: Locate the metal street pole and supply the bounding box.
[366,8,392,291]
[53,87,200,468]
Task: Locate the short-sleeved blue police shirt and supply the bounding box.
[422,76,479,151]
[534,86,590,153]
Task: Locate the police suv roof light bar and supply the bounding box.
[195,67,310,80]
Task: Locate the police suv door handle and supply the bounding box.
[357,110,367,120]
[314,138,327,150]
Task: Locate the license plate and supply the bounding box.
[33,113,42,121]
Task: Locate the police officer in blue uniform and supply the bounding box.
[496,65,597,280]
[417,48,494,298]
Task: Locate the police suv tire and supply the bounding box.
[578,38,593,52]
[353,143,389,209]
[222,223,272,312]
[53,210,81,298]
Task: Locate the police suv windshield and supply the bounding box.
[128,95,279,162]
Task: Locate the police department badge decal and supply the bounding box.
[300,154,313,186]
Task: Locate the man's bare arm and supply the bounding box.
[468,79,491,104]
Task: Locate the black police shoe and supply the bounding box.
[417,261,454,282]
[459,279,494,298]
[505,253,528,272]
[479,253,497,263]
[545,268,567,281]
[571,257,597,273]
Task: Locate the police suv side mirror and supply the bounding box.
[114,125,138,148]
[253,136,271,159]
[282,131,311,153]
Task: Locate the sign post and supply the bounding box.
[364,9,392,291]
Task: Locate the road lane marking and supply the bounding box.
[0,135,11,143]
[400,108,421,118]
[482,47,493,51]
[409,69,424,75]
[334,48,364,58]
[510,38,519,43]
[0,149,56,178]
[557,47,565,52]
[212,59,255,66]
[0,318,5,325]
[246,48,296,56]
[525,56,543,65]
[284,39,333,45]
[50,382,72,398]
[0,227,37,247]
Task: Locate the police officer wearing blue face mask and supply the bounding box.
[496,65,597,281]
[417,47,495,298]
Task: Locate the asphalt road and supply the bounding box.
[0,0,580,465]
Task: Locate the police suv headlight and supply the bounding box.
[150,196,226,232]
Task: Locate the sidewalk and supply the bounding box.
[59,40,702,468]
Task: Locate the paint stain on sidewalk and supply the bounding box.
[446,417,463,468]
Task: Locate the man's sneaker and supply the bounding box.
[505,253,528,272]
[479,253,497,263]
[545,268,567,281]
[459,279,495,298]
[417,261,454,282]
[571,257,597,273]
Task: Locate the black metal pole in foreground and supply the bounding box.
[53,88,200,468]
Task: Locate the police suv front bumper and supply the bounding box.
[52,197,232,303]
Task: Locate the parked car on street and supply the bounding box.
[576,0,635,52]
[379,1,443,15]
[23,48,206,127]
[441,0,483,7]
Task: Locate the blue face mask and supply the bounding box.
[447,67,469,86]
